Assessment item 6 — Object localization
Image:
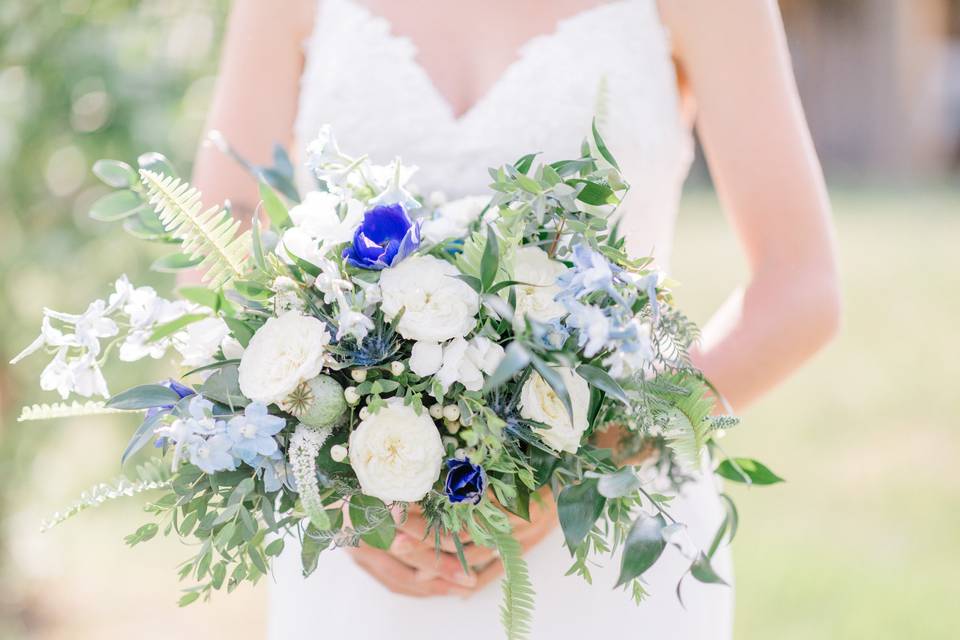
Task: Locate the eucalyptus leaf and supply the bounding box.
[480,223,500,291]
[120,412,165,466]
[349,494,395,550]
[715,458,784,486]
[106,384,181,410]
[137,151,178,178]
[596,466,642,498]
[616,512,666,587]
[591,118,621,170]
[689,551,728,586]
[557,478,605,552]
[151,252,202,272]
[93,159,137,188]
[576,364,629,404]
[89,190,145,222]
[149,313,209,342]
[200,363,249,408]
[259,183,292,230]
[223,316,256,348]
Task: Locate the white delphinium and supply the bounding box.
[379,255,479,342]
[410,336,505,392]
[366,157,421,211]
[173,317,229,368]
[421,195,488,245]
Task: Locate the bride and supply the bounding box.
[192,1,841,637]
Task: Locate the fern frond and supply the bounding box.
[42,476,171,532]
[18,401,131,422]
[139,169,250,288]
[662,376,714,470]
[494,530,535,640]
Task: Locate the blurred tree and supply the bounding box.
[0,1,228,633]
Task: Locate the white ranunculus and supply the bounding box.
[520,367,591,454]
[238,311,331,404]
[512,246,567,329]
[409,341,443,377]
[379,255,480,342]
[421,195,489,244]
[348,398,444,502]
[436,336,505,392]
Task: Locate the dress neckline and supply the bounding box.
[337,0,632,125]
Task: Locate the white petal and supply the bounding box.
[409,341,443,377]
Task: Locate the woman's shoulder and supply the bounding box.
[230,0,318,42]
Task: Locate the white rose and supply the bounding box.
[348,398,444,502]
[238,311,331,404]
[520,367,591,454]
[379,255,480,342]
[421,195,489,244]
[512,246,567,329]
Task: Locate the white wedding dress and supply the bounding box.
[269,0,734,637]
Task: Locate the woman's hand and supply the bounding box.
[347,488,558,598]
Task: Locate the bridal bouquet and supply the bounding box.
[13,122,780,638]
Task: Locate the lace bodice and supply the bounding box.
[294,0,693,267]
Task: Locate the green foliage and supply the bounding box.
[493,529,535,640]
[715,458,785,486]
[17,401,130,422]
[42,459,173,531]
[138,169,250,288]
[660,375,716,469]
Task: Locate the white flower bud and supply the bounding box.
[359,406,371,420]
[428,404,444,420]
[351,368,368,383]
[344,386,360,405]
[444,419,460,434]
[454,448,466,459]
[442,404,460,422]
[390,361,405,376]
[330,444,348,462]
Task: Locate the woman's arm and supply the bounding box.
[191,0,312,216]
[661,0,842,410]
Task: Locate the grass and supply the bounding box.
[2,187,957,638]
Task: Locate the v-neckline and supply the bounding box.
[344,0,627,125]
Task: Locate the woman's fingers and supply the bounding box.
[347,543,470,598]
[389,532,477,587]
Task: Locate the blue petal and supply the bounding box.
[359,204,411,244]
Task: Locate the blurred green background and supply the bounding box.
[1,2,957,639]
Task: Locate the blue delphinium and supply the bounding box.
[342,204,421,270]
[252,450,294,492]
[444,457,486,505]
[556,243,621,302]
[188,433,236,474]
[227,402,286,464]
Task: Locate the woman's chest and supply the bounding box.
[295,0,690,198]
